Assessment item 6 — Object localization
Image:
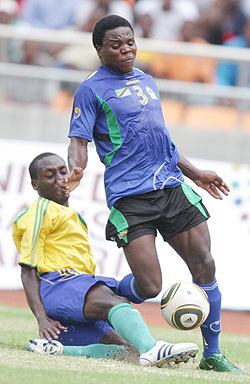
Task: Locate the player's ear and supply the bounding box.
[31,180,38,190]
[95,45,102,59]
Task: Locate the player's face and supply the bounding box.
[32,155,69,206]
[96,26,137,74]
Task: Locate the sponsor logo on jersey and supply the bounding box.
[126,80,140,85]
[115,87,132,98]
[74,107,81,119]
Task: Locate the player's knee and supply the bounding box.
[192,254,216,284]
[84,283,129,320]
[202,254,215,275]
[137,281,162,299]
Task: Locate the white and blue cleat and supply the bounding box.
[27,339,63,355]
[139,340,199,367]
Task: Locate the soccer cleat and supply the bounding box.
[139,340,199,367]
[27,339,63,355]
[199,353,246,374]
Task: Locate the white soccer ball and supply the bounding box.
[161,281,210,330]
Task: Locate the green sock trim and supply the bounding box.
[63,344,128,359]
[108,303,155,354]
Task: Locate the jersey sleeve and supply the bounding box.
[13,200,51,268]
[68,83,99,141]
[12,221,22,254]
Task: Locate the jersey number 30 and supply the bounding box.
[133,86,158,105]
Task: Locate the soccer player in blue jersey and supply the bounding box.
[67,15,245,374]
[13,152,199,366]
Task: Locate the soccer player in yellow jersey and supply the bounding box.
[13,152,199,366]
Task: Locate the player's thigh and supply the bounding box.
[168,221,211,259]
[84,282,129,321]
[123,234,162,295]
[167,221,215,281]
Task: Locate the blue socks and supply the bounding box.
[194,279,221,358]
[117,273,145,304]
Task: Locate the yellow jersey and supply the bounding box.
[12,197,96,275]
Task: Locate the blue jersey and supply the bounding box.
[69,65,184,208]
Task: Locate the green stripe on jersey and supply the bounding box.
[181,182,208,218]
[14,208,29,223]
[31,198,49,264]
[96,95,122,166]
[77,213,88,229]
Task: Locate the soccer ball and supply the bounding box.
[161,282,210,330]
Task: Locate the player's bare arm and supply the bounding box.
[21,265,66,341]
[67,137,88,192]
[177,154,230,200]
[64,167,83,193]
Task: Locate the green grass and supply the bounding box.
[0,305,249,384]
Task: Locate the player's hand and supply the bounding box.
[64,167,83,192]
[37,317,67,341]
[193,170,230,200]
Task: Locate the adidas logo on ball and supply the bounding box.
[184,317,194,323]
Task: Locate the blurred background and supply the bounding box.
[0,0,250,311]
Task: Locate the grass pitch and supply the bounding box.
[0,305,249,384]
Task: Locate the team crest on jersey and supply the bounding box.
[74,107,81,119]
[115,87,132,98]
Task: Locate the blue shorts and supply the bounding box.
[57,322,113,346]
[40,269,119,330]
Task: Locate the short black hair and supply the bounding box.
[29,152,58,180]
[92,14,134,47]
